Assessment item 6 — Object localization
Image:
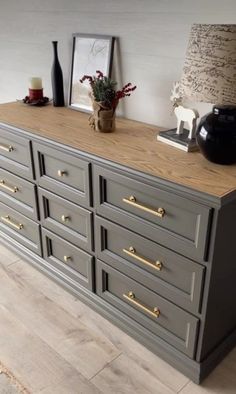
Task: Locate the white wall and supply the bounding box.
[0,0,235,128]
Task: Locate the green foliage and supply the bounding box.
[92,77,117,107]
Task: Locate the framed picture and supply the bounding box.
[68,33,115,112]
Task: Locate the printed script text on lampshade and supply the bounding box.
[179,24,236,105]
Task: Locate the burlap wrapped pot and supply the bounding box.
[89,100,116,132]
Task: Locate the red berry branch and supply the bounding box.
[80,70,137,109]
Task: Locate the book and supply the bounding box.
[157,129,199,152]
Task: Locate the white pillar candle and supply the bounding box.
[29,77,42,90]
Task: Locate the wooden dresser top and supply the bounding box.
[0,101,236,199]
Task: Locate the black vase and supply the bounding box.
[196,105,236,165]
[51,41,65,107]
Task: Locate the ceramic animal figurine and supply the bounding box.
[174,105,199,140]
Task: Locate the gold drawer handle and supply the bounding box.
[63,255,71,262]
[123,247,163,271]
[1,215,23,230]
[57,170,67,177]
[0,143,14,152]
[122,196,165,218]
[61,215,70,223]
[0,180,19,193]
[123,291,160,318]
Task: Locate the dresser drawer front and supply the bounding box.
[0,202,41,255]
[39,188,93,252]
[0,126,34,180]
[42,229,94,290]
[96,217,205,314]
[0,168,38,220]
[34,142,91,208]
[97,260,199,357]
[95,166,211,262]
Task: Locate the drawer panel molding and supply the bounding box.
[96,260,199,357]
[96,217,205,314]
[33,142,91,208]
[94,166,212,262]
[0,168,38,220]
[39,188,93,252]
[0,126,34,180]
[42,228,94,290]
[0,202,41,255]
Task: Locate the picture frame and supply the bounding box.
[68,33,115,112]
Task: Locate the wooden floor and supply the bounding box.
[0,244,236,394]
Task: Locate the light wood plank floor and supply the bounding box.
[0,244,235,394]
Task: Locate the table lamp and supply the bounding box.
[180,24,236,164]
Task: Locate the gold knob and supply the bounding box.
[128,291,135,299]
[129,195,136,202]
[57,170,67,177]
[155,261,162,270]
[63,256,71,262]
[153,307,160,317]
[157,208,165,216]
[61,215,70,222]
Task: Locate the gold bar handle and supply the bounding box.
[123,291,160,318]
[1,215,23,230]
[63,256,71,262]
[0,143,14,152]
[0,180,19,193]
[123,247,162,271]
[122,196,165,218]
[58,170,67,177]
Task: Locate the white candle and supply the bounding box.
[29,77,42,90]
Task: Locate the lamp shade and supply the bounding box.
[180,24,236,105]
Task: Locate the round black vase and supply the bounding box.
[196,105,236,164]
[51,41,65,107]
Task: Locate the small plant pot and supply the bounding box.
[90,100,116,132]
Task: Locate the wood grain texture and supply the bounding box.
[1,253,236,394]
[9,260,189,392]
[0,304,100,394]
[6,258,189,393]
[0,263,120,381]
[0,102,236,198]
[0,244,20,267]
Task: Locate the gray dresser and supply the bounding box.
[0,102,236,383]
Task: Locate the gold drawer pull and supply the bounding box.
[63,255,71,262]
[0,179,19,193]
[0,143,14,152]
[61,215,70,223]
[122,196,165,218]
[1,215,23,230]
[123,247,162,271]
[57,170,67,177]
[123,291,160,318]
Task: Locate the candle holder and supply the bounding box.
[29,88,44,101]
[21,76,50,106]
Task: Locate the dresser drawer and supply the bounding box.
[0,168,38,220]
[0,125,34,180]
[33,142,91,208]
[97,260,199,357]
[39,188,93,252]
[42,228,94,290]
[0,202,41,255]
[94,166,212,262]
[96,217,205,314]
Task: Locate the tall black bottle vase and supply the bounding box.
[51,41,65,107]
